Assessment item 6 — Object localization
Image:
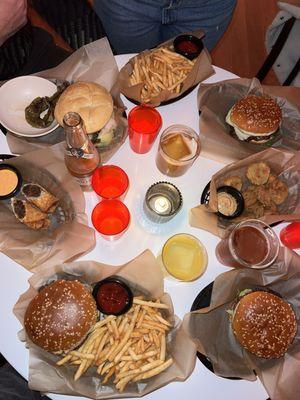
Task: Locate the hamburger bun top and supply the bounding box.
[54,81,113,133]
[232,290,297,359]
[24,279,98,352]
[229,95,282,135]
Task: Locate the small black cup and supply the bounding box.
[0,164,22,200]
[217,186,245,220]
[92,276,133,316]
[173,34,204,60]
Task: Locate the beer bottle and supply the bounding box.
[63,112,100,189]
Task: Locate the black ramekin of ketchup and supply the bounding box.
[173,34,204,60]
[92,277,133,316]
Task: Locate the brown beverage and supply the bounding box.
[156,125,200,177]
[64,112,100,189]
[216,219,279,269]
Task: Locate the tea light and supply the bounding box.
[143,182,182,223]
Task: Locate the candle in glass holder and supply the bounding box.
[143,182,182,223]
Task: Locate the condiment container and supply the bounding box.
[161,233,208,281]
[92,165,129,201]
[217,186,244,219]
[128,105,162,154]
[91,199,130,240]
[173,34,203,60]
[92,277,133,315]
[143,182,182,223]
[0,164,22,200]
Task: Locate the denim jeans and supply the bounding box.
[93,0,236,53]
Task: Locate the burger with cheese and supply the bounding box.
[228,288,297,359]
[55,81,123,150]
[226,95,282,144]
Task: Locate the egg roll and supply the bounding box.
[11,198,50,230]
[22,183,58,213]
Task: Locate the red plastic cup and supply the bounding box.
[128,105,162,154]
[91,199,130,240]
[280,221,300,249]
[92,165,129,200]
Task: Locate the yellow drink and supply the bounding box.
[162,234,208,281]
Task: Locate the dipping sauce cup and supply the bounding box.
[162,233,208,281]
[91,199,130,240]
[92,165,129,201]
[0,164,22,200]
[216,219,279,269]
[173,34,203,60]
[128,105,162,154]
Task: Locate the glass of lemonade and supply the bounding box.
[156,125,200,177]
[161,233,208,281]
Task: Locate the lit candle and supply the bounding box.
[151,195,172,215]
[144,182,182,223]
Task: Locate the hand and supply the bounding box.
[0,0,27,46]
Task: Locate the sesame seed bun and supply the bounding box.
[54,81,113,134]
[229,95,282,135]
[24,280,98,352]
[232,290,297,359]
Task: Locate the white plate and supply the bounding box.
[0,75,59,137]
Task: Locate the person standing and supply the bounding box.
[93,0,237,53]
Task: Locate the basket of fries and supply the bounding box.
[118,30,215,107]
[13,251,197,398]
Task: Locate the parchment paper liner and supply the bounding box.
[0,142,95,270]
[189,147,300,238]
[118,29,215,107]
[183,247,300,400]
[5,37,128,163]
[197,77,300,164]
[13,250,197,399]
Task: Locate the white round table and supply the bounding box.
[0,55,269,400]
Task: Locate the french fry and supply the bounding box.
[129,45,196,101]
[57,297,173,392]
[133,298,169,309]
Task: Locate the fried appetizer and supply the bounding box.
[11,198,50,230]
[223,176,243,191]
[246,162,270,185]
[22,183,58,213]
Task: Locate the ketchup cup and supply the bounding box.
[128,105,162,154]
[92,165,129,201]
[91,199,130,241]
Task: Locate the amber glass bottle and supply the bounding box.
[63,112,100,189]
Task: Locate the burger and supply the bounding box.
[54,81,122,150]
[228,288,297,359]
[24,279,98,352]
[226,95,282,144]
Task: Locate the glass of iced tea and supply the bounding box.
[155,125,200,177]
[215,219,279,269]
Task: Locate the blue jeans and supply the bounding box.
[93,0,236,53]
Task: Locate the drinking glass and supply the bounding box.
[155,125,200,177]
[216,219,279,269]
[128,105,162,154]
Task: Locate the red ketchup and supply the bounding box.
[280,222,300,249]
[94,279,132,315]
[177,40,199,54]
